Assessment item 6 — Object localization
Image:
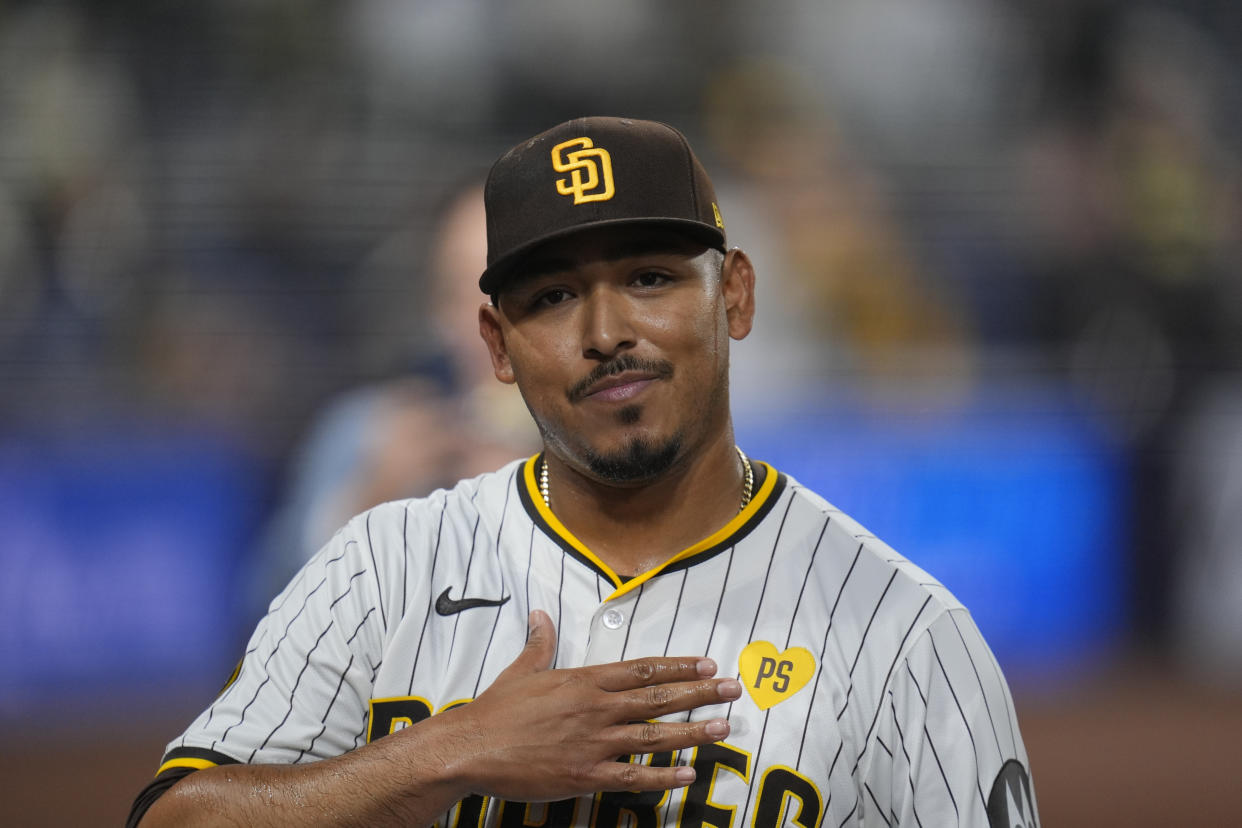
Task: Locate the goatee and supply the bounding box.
[584,435,682,484]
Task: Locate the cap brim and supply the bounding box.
[478,217,726,294]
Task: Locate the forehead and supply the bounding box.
[502,226,713,289]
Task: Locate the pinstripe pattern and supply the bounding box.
[161,456,1036,826]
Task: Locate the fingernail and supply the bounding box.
[696,658,717,677]
[674,766,696,785]
[704,718,729,738]
[718,678,742,699]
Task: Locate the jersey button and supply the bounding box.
[602,608,626,629]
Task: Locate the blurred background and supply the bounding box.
[0,0,1239,824]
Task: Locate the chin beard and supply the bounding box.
[584,434,683,484]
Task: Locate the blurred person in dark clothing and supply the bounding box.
[247,184,536,613]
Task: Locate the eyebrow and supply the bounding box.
[514,236,701,284]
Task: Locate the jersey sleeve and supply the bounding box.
[159,505,397,772]
[861,609,1039,827]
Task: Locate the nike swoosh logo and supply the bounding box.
[435,587,511,616]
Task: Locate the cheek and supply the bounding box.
[645,298,730,399]
[680,294,730,368]
[648,291,720,344]
[505,328,574,402]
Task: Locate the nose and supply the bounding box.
[580,285,637,360]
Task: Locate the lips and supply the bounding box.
[568,357,675,403]
[581,372,659,403]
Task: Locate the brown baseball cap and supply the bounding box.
[479,116,726,294]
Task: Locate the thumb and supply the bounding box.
[506,609,556,675]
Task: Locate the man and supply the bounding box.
[130,117,1038,827]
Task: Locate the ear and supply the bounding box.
[478,302,516,384]
[721,248,756,340]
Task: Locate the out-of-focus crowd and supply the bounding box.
[2,0,1241,687]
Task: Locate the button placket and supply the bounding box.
[583,594,636,665]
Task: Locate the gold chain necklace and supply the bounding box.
[539,446,753,512]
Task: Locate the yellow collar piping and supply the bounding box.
[519,453,786,601]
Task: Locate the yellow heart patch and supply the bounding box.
[738,642,816,710]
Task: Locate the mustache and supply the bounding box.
[567,355,675,403]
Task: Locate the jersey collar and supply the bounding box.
[517,452,786,601]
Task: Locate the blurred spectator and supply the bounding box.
[1019,5,1242,649]
[1173,381,1242,682]
[0,4,147,422]
[704,58,975,398]
[246,184,537,612]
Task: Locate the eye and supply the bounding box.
[533,287,572,308]
[632,271,671,288]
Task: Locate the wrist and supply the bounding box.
[411,703,484,795]
[371,704,479,806]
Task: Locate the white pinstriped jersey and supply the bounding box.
[157,455,1038,827]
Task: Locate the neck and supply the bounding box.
[540,432,750,576]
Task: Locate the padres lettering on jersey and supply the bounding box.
[156,455,1037,827]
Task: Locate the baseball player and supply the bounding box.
[129,117,1038,827]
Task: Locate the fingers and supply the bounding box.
[591,656,740,722]
[594,656,719,692]
[507,626,721,692]
[524,610,557,670]
[594,761,699,793]
[562,718,731,794]
[526,609,554,649]
[462,642,740,801]
[500,611,557,677]
[611,717,732,756]
[583,656,740,724]
[615,676,742,722]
